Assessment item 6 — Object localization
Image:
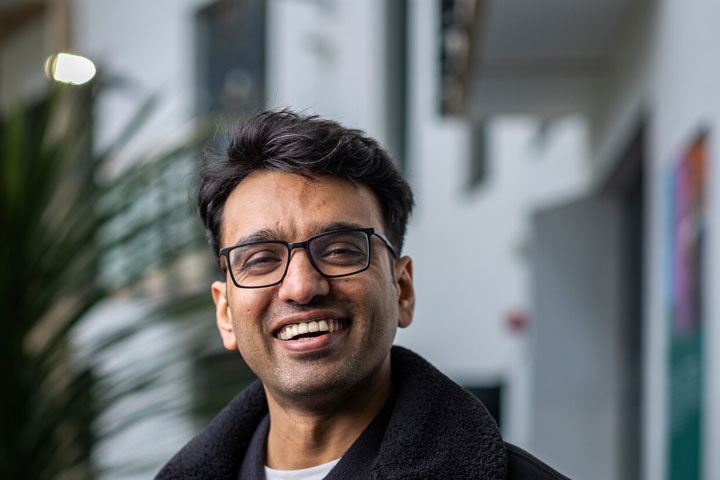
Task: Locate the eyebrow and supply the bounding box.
[320,221,366,233]
[232,228,282,247]
[231,221,368,247]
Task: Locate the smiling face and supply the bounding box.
[211,171,414,408]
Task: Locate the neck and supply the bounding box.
[264,355,392,470]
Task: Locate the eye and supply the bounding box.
[243,253,282,270]
[318,241,367,265]
[232,245,285,274]
[322,242,363,256]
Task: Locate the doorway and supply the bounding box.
[602,125,645,480]
[528,124,645,480]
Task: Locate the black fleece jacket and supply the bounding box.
[156,346,569,479]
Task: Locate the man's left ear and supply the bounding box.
[394,256,415,328]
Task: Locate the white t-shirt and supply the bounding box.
[264,459,340,480]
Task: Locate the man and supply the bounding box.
[157,111,568,479]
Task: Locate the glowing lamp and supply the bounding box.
[46,53,96,85]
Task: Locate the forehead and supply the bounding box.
[220,171,384,247]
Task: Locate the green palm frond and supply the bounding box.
[0,85,214,479]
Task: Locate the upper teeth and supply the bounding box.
[277,319,343,340]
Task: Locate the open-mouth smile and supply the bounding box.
[276,319,349,341]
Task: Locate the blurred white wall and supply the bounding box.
[588,1,720,478]
[73,0,207,168]
[266,0,388,144]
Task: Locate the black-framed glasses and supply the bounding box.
[219,228,398,288]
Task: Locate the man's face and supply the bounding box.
[211,171,414,405]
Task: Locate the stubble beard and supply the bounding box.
[266,345,368,412]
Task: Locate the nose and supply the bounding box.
[277,248,330,304]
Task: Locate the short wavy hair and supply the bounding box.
[197,110,414,258]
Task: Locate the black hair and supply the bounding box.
[197,110,414,257]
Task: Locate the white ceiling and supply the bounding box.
[465,0,635,117]
[480,0,632,62]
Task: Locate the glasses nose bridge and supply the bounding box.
[285,240,321,275]
[286,239,312,260]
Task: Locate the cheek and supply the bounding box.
[353,277,396,318]
[228,291,271,329]
[338,279,370,301]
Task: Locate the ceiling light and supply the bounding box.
[46,53,96,85]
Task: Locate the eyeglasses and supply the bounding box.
[219,228,398,288]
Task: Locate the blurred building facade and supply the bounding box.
[2,0,718,479]
[454,2,719,480]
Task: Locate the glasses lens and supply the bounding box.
[309,230,370,276]
[229,242,288,287]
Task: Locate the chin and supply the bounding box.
[267,366,361,406]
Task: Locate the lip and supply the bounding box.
[276,328,347,353]
[271,310,349,354]
[271,310,346,336]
